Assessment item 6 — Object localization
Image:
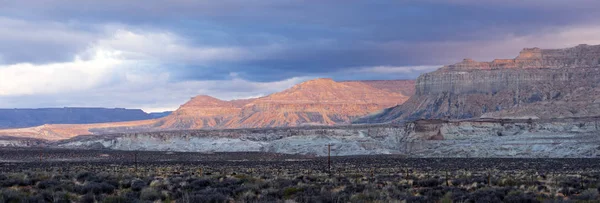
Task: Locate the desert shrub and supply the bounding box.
[451,177,469,186]
[185,179,211,190]
[214,187,234,197]
[350,190,383,202]
[140,188,161,201]
[188,193,228,203]
[102,195,128,203]
[467,188,506,203]
[499,178,519,187]
[415,178,442,187]
[261,188,284,200]
[503,190,539,203]
[571,188,599,201]
[52,191,73,203]
[405,195,431,203]
[559,177,583,189]
[24,195,46,203]
[0,177,17,187]
[213,178,242,188]
[342,184,366,194]
[104,179,119,188]
[296,191,335,203]
[37,190,55,202]
[36,180,59,189]
[119,179,132,189]
[76,182,115,195]
[122,191,141,202]
[17,179,33,187]
[0,189,26,203]
[440,192,452,203]
[76,172,92,182]
[131,180,146,192]
[80,194,96,203]
[283,187,303,199]
[419,187,445,200]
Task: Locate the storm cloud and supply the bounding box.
[1,0,599,111]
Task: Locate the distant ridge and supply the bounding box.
[0,107,169,129]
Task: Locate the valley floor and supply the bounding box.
[0,148,599,202]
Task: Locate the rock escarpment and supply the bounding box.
[357,44,600,123]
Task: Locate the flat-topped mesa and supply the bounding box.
[442,44,600,71]
[355,43,600,123]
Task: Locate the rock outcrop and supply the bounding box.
[356,44,600,123]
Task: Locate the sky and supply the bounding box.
[1,0,600,112]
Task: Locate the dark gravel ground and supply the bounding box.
[0,148,599,202]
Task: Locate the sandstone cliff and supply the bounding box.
[356,44,600,123]
[157,96,253,129]
[223,79,410,128]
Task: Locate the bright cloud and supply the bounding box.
[0,49,125,96]
[94,29,252,64]
[0,27,309,111]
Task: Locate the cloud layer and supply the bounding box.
[1,1,600,111]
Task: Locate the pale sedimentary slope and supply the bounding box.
[53,117,600,158]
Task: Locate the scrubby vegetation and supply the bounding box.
[0,148,600,202]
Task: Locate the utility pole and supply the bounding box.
[327,144,333,175]
[134,152,138,172]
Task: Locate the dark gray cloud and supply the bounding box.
[1,0,600,109]
[2,1,600,70]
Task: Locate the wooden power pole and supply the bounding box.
[134,152,138,172]
[327,144,333,175]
